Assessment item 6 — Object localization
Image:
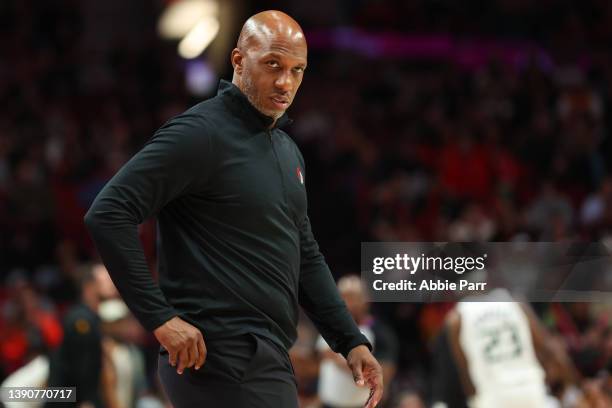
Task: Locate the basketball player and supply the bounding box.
[445,288,575,408]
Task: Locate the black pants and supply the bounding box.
[158,333,298,407]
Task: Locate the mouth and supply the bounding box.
[270,96,290,110]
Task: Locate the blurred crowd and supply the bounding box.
[1,0,612,407]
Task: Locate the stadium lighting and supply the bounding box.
[158,0,219,58]
[158,0,218,39]
[178,16,220,59]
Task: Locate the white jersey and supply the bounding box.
[457,289,548,408]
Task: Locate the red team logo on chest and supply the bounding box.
[296,166,304,184]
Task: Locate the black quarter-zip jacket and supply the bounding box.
[84,80,370,357]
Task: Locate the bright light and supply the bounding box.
[178,16,220,59]
[158,0,218,39]
[179,17,219,59]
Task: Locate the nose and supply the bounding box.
[274,70,293,93]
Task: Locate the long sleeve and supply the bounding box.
[297,215,371,358]
[84,114,212,331]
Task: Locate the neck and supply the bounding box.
[82,293,99,313]
[231,76,279,129]
[231,73,241,91]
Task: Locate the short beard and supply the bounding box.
[241,72,284,120]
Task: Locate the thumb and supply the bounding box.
[352,361,365,386]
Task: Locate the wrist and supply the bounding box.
[342,337,372,359]
[153,315,178,335]
[348,344,370,356]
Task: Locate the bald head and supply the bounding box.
[231,11,307,124]
[338,275,369,323]
[237,10,306,53]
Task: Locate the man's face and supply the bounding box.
[341,291,368,323]
[238,37,307,119]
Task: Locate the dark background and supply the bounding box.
[1,1,612,407]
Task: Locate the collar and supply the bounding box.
[217,80,293,130]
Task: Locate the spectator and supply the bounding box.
[0,275,62,380]
[45,265,104,408]
[317,276,399,408]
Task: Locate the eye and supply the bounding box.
[293,67,305,73]
[266,60,280,68]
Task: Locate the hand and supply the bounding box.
[346,345,383,408]
[154,316,207,375]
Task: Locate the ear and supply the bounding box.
[231,48,243,75]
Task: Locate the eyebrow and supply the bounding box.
[262,51,307,67]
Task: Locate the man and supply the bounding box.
[442,288,576,408]
[84,10,383,408]
[45,265,104,408]
[317,276,398,408]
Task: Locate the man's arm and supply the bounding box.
[446,309,476,398]
[520,303,577,388]
[84,113,210,373]
[297,215,383,407]
[297,215,368,355]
